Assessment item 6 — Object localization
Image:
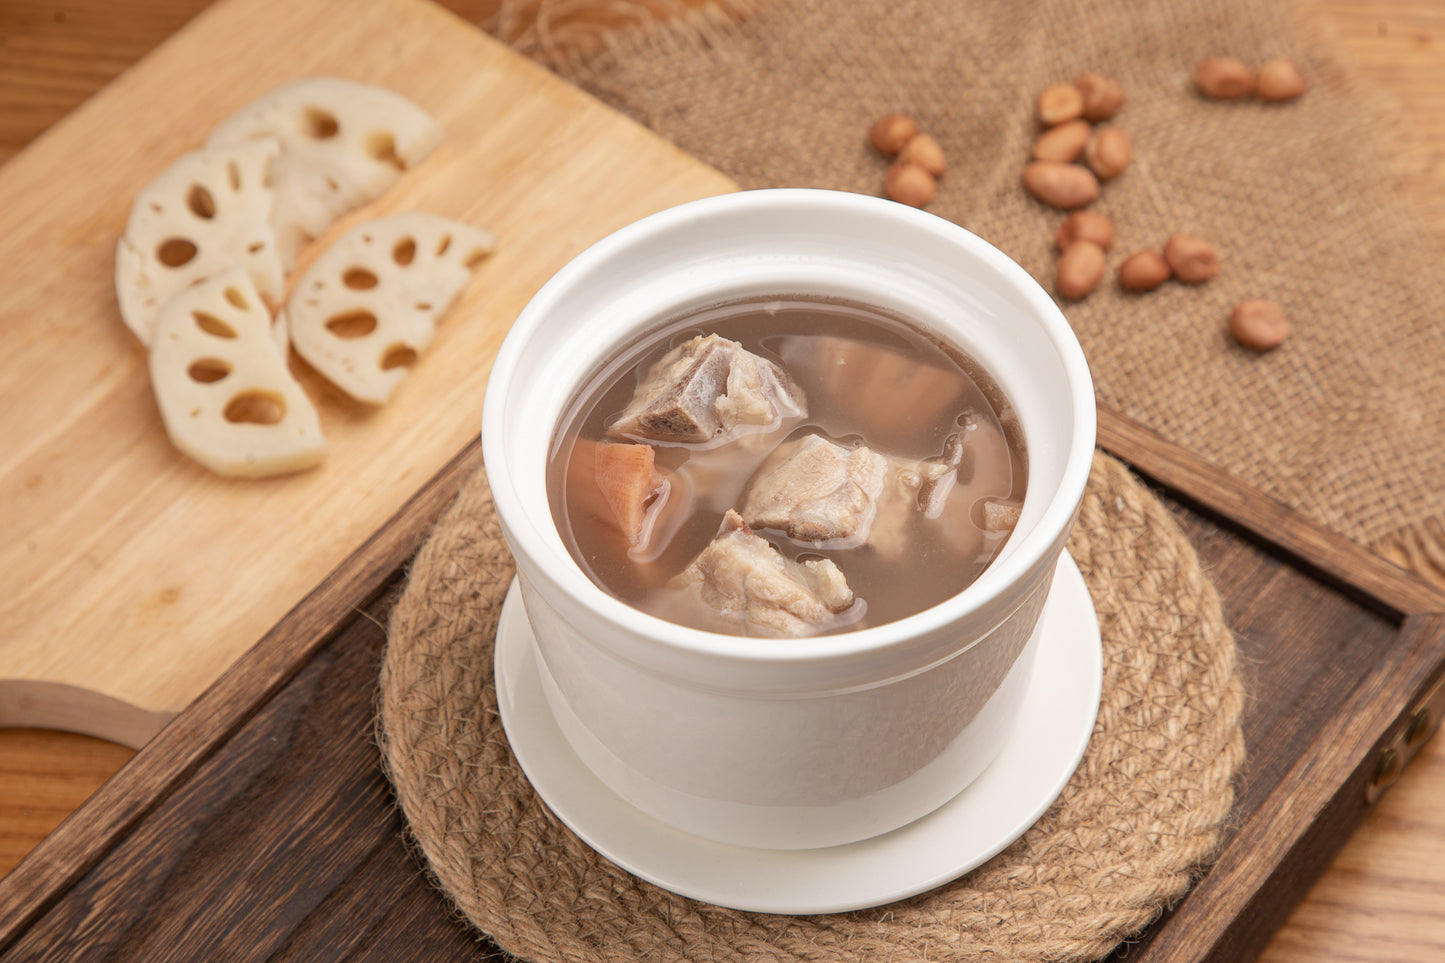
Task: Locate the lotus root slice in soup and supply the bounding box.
[547,296,1028,637]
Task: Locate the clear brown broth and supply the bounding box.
[547,297,1028,635]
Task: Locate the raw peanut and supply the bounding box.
[899,133,946,177]
[1032,119,1091,162]
[870,114,919,156]
[1256,57,1307,102]
[1085,127,1132,180]
[1076,72,1126,121]
[1195,57,1255,99]
[1117,250,1172,291]
[1037,83,1084,126]
[1056,240,1107,300]
[1055,210,1115,250]
[1022,161,1100,210]
[885,162,936,207]
[1229,298,1291,350]
[1163,233,1220,283]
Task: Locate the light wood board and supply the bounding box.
[0,0,735,746]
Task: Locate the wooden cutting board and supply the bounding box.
[0,0,735,747]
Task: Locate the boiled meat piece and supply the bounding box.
[671,510,856,637]
[914,432,968,519]
[741,434,888,548]
[980,498,1023,532]
[866,431,971,558]
[868,417,1021,560]
[609,334,805,445]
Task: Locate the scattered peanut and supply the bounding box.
[1229,298,1291,349]
[1195,57,1256,99]
[870,114,919,156]
[885,162,936,207]
[1117,250,1172,291]
[1032,119,1092,162]
[1055,210,1115,250]
[1085,127,1132,180]
[1076,73,1126,121]
[1163,233,1220,283]
[1056,240,1107,300]
[1256,57,1307,102]
[899,133,946,177]
[1022,161,1100,210]
[1037,83,1085,126]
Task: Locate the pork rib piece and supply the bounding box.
[609,334,805,445]
[741,434,888,548]
[671,510,855,637]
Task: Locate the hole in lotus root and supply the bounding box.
[462,247,490,268]
[343,267,379,290]
[392,237,416,266]
[302,107,340,139]
[192,311,238,338]
[435,234,452,256]
[187,358,232,383]
[187,184,216,219]
[365,131,405,171]
[226,161,241,190]
[224,390,285,425]
[223,287,249,310]
[381,344,418,370]
[157,238,198,268]
[325,309,378,339]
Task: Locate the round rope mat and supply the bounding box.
[378,451,1244,963]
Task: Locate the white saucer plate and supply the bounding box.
[494,552,1102,915]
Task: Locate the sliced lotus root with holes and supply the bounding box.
[283,211,497,405]
[149,268,327,478]
[207,77,444,268]
[115,137,285,347]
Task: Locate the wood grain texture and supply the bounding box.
[0,0,735,736]
[1316,0,1445,221]
[0,730,134,880]
[1,445,1439,963]
[2,0,1445,960]
[1,583,497,963]
[1098,408,1445,620]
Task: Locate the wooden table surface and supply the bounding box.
[2,1,1443,960]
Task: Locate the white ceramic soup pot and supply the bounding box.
[482,188,1095,851]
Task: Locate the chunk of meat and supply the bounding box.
[867,430,974,558]
[609,334,805,445]
[671,510,856,637]
[979,498,1022,532]
[915,432,968,518]
[868,417,1022,562]
[741,434,888,547]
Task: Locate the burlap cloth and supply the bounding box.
[378,451,1245,962]
[488,0,1445,582]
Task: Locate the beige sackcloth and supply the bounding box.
[489,0,1445,580]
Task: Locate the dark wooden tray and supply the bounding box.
[2,404,1443,963]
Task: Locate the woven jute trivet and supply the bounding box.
[378,451,1245,963]
[486,0,1445,583]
